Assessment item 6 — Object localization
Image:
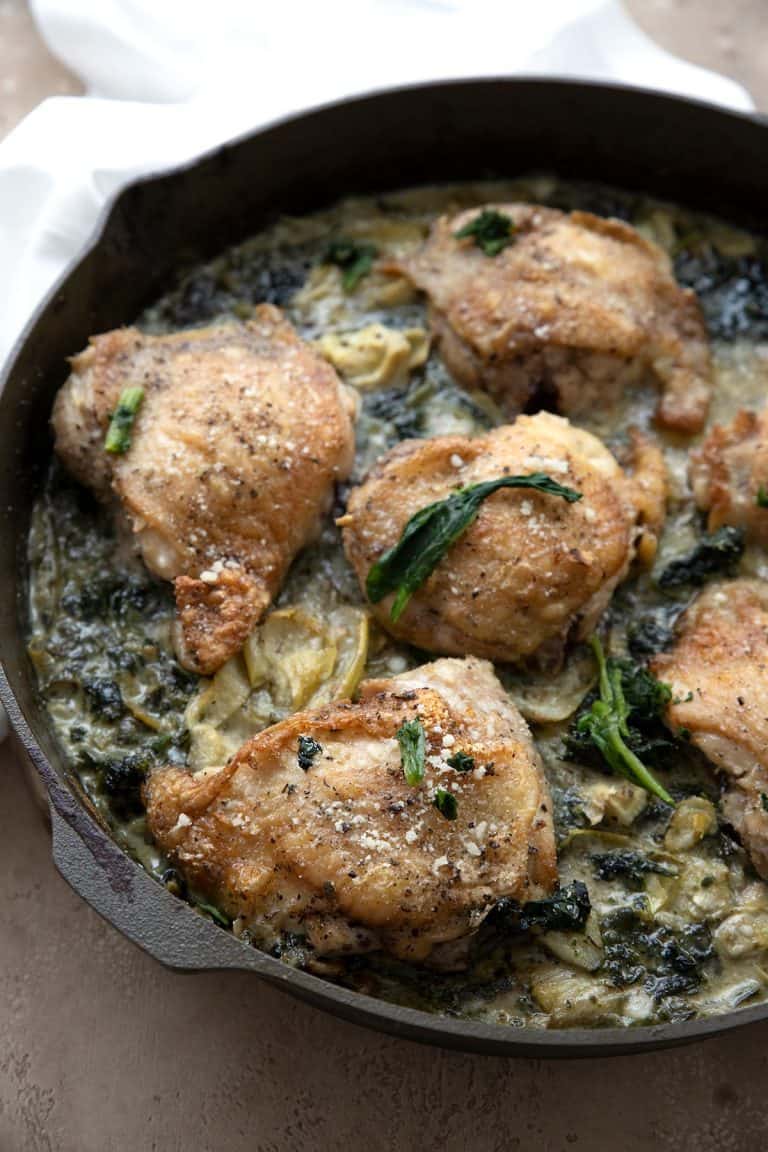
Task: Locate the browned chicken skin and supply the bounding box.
[52,307,356,674]
[690,406,768,542]
[343,412,666,667]
[144,657,556,964]
[652,581,768,880]
[400,204,712,433]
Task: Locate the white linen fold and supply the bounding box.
[0,0,754,738]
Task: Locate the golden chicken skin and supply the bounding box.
[652,581,768,880]
[52,306,356,675]
[690,406,768,542]
[342,412,666,668]
[399,203,712,433]
[144,656,556,964]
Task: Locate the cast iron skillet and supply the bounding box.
[2,78,768,1058]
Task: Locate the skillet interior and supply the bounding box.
[3,78,768,1056]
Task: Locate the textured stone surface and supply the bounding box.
[3,742,768,1151]
[626,0,768,111]
[0,0,82,140]
[2,4,768,1149]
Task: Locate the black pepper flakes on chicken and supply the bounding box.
[399,203,712,433]
[144,657,557,964]
[52,306,356,675]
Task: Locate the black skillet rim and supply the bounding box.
[3,76,768,1057]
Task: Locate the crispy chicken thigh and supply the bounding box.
[400,204,712,433]
[690,407,768,542]
[343,412,666,667]
[652,581,768,879]
[144,657,556,964]
[52,307,356,674]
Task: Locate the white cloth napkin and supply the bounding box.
[0,0,754,367]
[0,0,754,738]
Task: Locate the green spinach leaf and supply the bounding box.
[397,718,426,786]
[366,473,581,622]
[454,209,515,257]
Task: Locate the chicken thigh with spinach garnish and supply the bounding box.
[399,203,712,433]
[52,306,356,675]
[343,411,666,667]
[144,656,556,964]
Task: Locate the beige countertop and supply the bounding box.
[2,3,767,1150]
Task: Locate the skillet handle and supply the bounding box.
[49,800,266,972]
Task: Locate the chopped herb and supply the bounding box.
[657,525,745,588]
[552,785,590,844]
[96,747,154,818]
[367,473,581,622]
[600,904,713,997]
[618,659,673,718]
[194,900,232,928]
[758,486,768,508]
[487,881,592,935]
[574,636,674,805]
[627,606,682,658]
[447,750,475,773]
[397,718,426,786]
[519,881,592,932]
[454,209,515,257]
[591,850,678,889]
[324,239,378,292]
[83,676,124,721]
[433,787,458,820]
[104,387,144,454]
[762,793,768,814]
[297,735,323,770]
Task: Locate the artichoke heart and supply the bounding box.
[317,323,430,390]
[244,606,337,709]
[185,605,370,770]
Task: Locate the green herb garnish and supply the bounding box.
[195,900,232,928]
[600,904,713,999]
[367,473,581,622]
[297,735,323,770]
[619,660,673,719]
[324,239,378,291]
[761,793,768,814]
[757,486,768,508]
[657,525,745,588]
[434,787,458,820]
[104,386,144,454]
[591,850,678,887]
[447,750,474,773]
[454,209,515,257]
[487,881,592,934]
[397,718,426,786]
[575,636,674,805]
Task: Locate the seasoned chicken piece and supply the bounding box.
[400,204,711,433]
[652,581,768,879]
[690,407,768,542]
[144,657,556,964]
[343,412,666,667]
[52,307,356,674]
